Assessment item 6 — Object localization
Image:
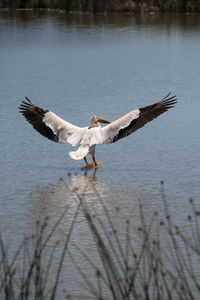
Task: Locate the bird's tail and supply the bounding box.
[69,144,89,160]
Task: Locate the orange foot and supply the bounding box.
[92,162,102,166]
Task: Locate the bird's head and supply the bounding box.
[90,115,110,127]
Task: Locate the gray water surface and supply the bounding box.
[0,10,200,298]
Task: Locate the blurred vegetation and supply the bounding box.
[0,0,200,12]
[1,181,200,299]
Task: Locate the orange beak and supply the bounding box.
[96,117,110,124]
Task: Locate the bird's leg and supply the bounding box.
[84,156,89,165]
[92,156,102,166]
[84,156,93,166]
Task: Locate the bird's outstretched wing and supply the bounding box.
[101,93,177,144]
[77,93,177,151]
[69,93,177,160]
[19,98,87,145]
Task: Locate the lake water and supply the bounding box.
[0,10,200,298]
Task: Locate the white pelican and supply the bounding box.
[19,93,177,166]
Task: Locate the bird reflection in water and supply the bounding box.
[28,166,104,221]
[81,164,100,181]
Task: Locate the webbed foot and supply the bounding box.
[92,162,102,166]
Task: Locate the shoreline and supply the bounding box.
[1,8,200,14]
[1,1,200,14]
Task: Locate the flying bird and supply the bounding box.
[19,93,177,166]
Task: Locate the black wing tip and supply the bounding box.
[19,97,34,113]
[161,93,177,109]
[25,96,33,104]
[161,91,171,101]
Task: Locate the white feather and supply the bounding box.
[69,144,89,160]
[67,127,88,146]
[42,111,86,144]
[100,109,140,144]
[77,109,140,149]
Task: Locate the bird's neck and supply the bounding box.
[91,122,101,128]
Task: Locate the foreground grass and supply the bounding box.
[1,181,200,299]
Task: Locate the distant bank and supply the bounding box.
[0,0,200,13]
